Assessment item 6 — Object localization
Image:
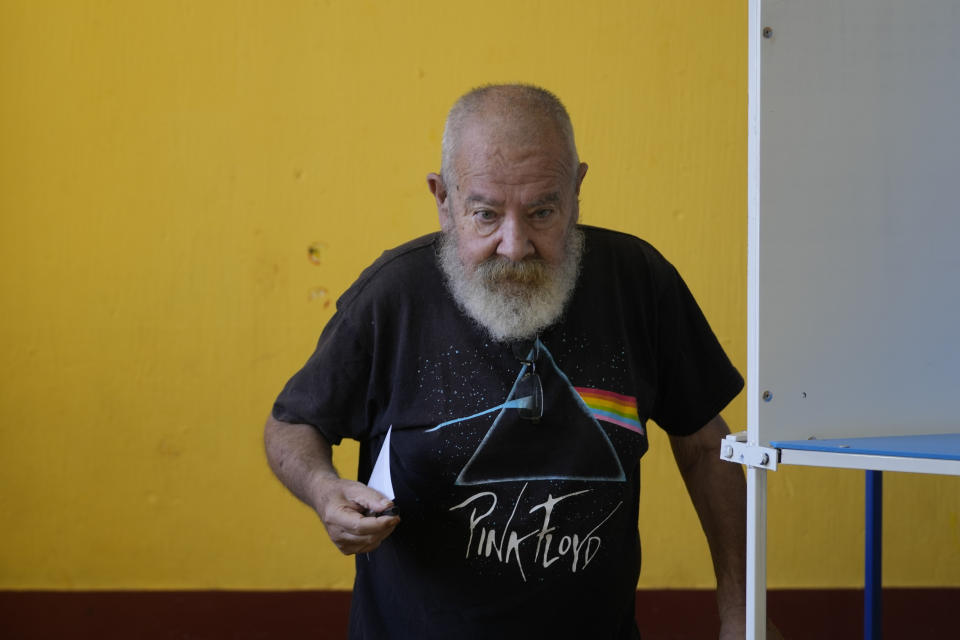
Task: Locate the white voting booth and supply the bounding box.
[734,0,960,638]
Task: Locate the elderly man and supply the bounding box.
[265,84,749,639]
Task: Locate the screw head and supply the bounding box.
[763,27,773,38]
[762,390,773,402]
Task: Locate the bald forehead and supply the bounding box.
[455,118,574,181]
[441,85,579,184]
[461,108,566,151]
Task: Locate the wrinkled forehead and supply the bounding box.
[453,117,576,184]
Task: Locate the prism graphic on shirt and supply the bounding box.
[427,339,645,485]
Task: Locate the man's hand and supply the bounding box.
[312,476,400,555]
[264,416,400,555]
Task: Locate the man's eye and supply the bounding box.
[532,208,554,220]
[474,209,497,222]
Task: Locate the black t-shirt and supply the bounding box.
[273,225,744,640]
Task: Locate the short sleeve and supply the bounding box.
[271,310,372,445]
[649,260,744,436]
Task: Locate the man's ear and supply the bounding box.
[570,163,589,225]
[575,162,589,195]
[427,172,451,230]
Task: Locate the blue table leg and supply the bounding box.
[865,470,883,640]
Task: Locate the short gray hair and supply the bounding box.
[440,84,579,188]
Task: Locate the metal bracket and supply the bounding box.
[720,432,779,470]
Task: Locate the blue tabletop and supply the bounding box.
[771,433,960,461]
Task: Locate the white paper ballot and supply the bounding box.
[366,425,395,501]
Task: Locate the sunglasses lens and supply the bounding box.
[512,339,543,421]
[517,373,544,421]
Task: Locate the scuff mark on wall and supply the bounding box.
[306,241,331,307]
[308,286,330,308]
[307,241,326,265]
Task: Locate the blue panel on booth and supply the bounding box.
[771,434,960,461]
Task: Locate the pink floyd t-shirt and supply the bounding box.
[273,226,743,640]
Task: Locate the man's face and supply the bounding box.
[431,124,587,271]
[427,122,589,342]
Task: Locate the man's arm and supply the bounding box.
[263,415,399,555]
[669,414,747,638]
[670,415,784,639]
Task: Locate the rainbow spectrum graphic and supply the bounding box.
[575,388,645,435]
[428,340,639,485]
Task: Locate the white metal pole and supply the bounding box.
[747,0,766,637]
[746,465,767,640]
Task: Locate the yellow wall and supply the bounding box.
[1,0,956,590]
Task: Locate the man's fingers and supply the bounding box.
[343,488,394,515]
[324,505,399,545]
[330,504,398,533]
[331,530,378,554]
[335,539,382,555]
[328,519,399,555]
[313,478,399,555]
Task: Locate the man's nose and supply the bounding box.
[496,215,535,262]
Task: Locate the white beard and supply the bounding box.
[438,226,584,342]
